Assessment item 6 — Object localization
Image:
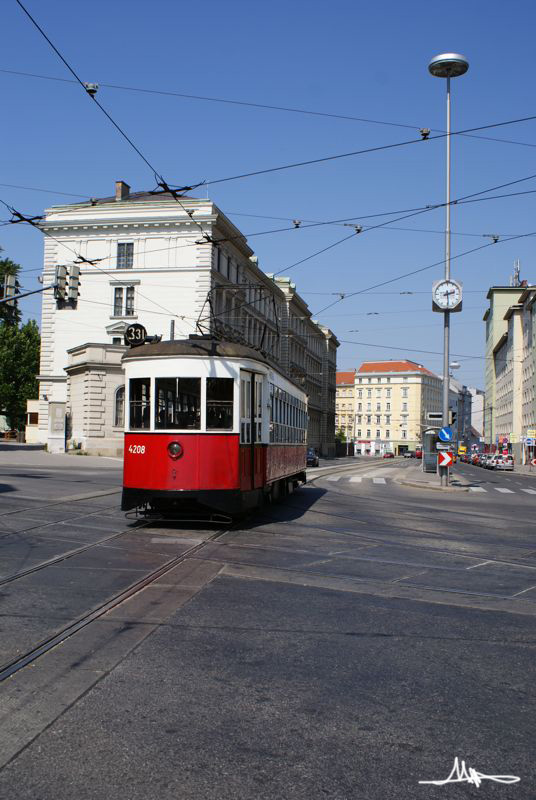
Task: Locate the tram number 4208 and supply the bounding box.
[128,445,146,454]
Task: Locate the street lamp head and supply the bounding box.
[428,53,469,78]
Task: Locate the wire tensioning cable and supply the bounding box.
[2,67,536,150]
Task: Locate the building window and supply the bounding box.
[402,429,407,439]
[385,415,391,424]
[387,378,391,383]
[402,387,408,398]
[112,337,122,345]
[366,415,371,424]
[358,403,362,411]
[357,415,362,424]
[367,378,371,384]
[386,402,391,411]
[402,402,408,412]
[357,429,361,437]
[117,242,134,269]
[386,389,391,398]
[27,412,38,425]
[114,386,125,427]
[358,389,362,398]
[366,429,371,438]
[376,429,381,438]
[376,403,381,411]
[386,429,390,438]
[113,286,135,316]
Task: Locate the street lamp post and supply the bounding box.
[428,52,469,486]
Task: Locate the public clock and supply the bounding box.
[432,279,463,312]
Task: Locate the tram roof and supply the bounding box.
[122,337,271,365]
[122,337,306,393]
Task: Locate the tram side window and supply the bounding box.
[155,378,201,429]
[206,378,234,429]
[129,378,151,429]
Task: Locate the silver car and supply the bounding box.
[495,455,514,471]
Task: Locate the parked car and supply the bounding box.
[495,455,514,471]
[403,451,414,458]
[383,452,395,459]
[415,449,422,459]
[486,455,501,470]
[306,448,319,467]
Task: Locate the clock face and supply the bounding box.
[433,280,461,309]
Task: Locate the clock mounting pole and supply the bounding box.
[428,52,469,486]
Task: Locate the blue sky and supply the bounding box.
[2,0,536,388]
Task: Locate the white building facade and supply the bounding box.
[35,181,338,456]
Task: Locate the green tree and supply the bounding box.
[0,319,40,428]
[335,427,347,443]
[0,248,22,326]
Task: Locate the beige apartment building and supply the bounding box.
[336,361,442,455]
[335,370,357,442]
[485,281,536,463]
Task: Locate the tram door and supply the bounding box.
[240,371,263,490]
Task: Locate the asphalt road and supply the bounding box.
[0,450,535,799]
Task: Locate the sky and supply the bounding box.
[2,0,536,390]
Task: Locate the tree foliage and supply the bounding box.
[0,319,40,428]
[0,247,22,326]
[335,427,347,443]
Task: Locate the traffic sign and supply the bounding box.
[125,323,147,347]
[436,442,451,450]
[531,458,536,467]
[502,448,509,456]
[526,437,535,446]
[438,426,453,442]
[438,451,453,467]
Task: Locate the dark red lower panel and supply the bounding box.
[266,445,307,483]
[123,433,240,491]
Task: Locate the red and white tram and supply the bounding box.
[121,338,308,516]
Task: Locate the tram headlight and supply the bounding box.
[167,441,183,459]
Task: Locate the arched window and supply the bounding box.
[114,386,125,427]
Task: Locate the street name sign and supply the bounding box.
[436,442,451,450]
[438,426,453,442]
[427,412,443,422]
[438,451,453,467]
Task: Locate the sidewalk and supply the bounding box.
[395,462,471,492]
[0,442,122,469]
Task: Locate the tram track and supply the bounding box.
[0,524,231,683]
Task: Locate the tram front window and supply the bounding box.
[155,377,201,429]
[129,378,151,429]
[206,378,234,429]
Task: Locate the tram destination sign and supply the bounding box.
[125,323,148,347]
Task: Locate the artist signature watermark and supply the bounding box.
[419,757,520,788]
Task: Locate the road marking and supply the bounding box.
[521,488,536,495]
[327,476,341,482]
[373,477,386,484]
[466,560,492,570]
[469,486,487,492]
[349,477,362,483]
[495,487,514,493]
[511,584,536,598]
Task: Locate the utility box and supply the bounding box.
[48,402,66,454]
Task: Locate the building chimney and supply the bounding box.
[115,180,130,201]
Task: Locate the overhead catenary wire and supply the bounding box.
[13,0,215,247]
[0,196,191,330]
[312,227,536,317]
[3,67,536,150]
